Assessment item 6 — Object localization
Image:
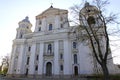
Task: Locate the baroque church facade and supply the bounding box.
[8,3,119,78]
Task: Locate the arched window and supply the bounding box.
[49,24,52,30]
[87,16,96,25]
[48,44,52,53]
[74,54,77,64]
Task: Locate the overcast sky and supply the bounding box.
[0,0,120,64]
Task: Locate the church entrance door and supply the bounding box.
[74,66,78,76]
[46,62,52,76]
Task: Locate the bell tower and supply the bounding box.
[16,16,32,39]
[80,2,103,27]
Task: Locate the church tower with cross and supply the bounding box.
[7,2,120,78]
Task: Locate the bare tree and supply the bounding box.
[70,0,119,80]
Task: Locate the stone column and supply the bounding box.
[54,40,59,77]
[38,42,44,77]
[29,43,36,77]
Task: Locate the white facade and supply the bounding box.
[8,4,120,78]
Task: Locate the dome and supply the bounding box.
[85,2,90,7]
[22,16,30,23]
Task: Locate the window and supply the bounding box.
[73,42,77,49]
[60,65,63,71]
[35,65,38,71]
[20,34,22,38]
[87,16,96,25]
[28,46,31,51]
[60,17,63,21]
[60,24,63,28]
[27,57,30,65]
[39,20,42,25]
[36,55,39,61]
[38,27,41,31]
[74,54,77,64]
[25,68,28,75]
[49,24,52,30]
[27,26,29,29]
[87,9,91,12]
[60,54,63,59]
[48,44,52,53]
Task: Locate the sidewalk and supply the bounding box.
[1,77,88,80]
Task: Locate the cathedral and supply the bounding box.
[8,2,120,78]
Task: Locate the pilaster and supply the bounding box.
[63,39,71,75]
[29,43,36,74]
[38,42,44,75]
[54,40,59,75]
[8,45,17,74]
[17,44,26,74]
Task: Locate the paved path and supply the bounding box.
[0,77,88,80]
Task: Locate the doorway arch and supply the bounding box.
[46,62,52,76]
[74,66,78,76]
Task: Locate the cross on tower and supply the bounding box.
[50,0,53,8]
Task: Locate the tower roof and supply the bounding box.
[80,2,99,15]
[85,2,90,7]
[22,16,30,23]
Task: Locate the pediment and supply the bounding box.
[36,6,68,19]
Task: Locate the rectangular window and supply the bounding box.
[60,65,63,71]
[49,24,52,30]
[28,46,31,51]
[35,65,38,71]
[39,20,42,25]
[25,68,28,75]
[60,24,63,28]
[20,34,22,38]
[38,27,41,31]
[36,55,39,61]
[73,42,77,49]
[60,54,63,59]
[27,57,30,65]
[74,54,77,64]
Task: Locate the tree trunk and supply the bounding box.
[101,62,110,80]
